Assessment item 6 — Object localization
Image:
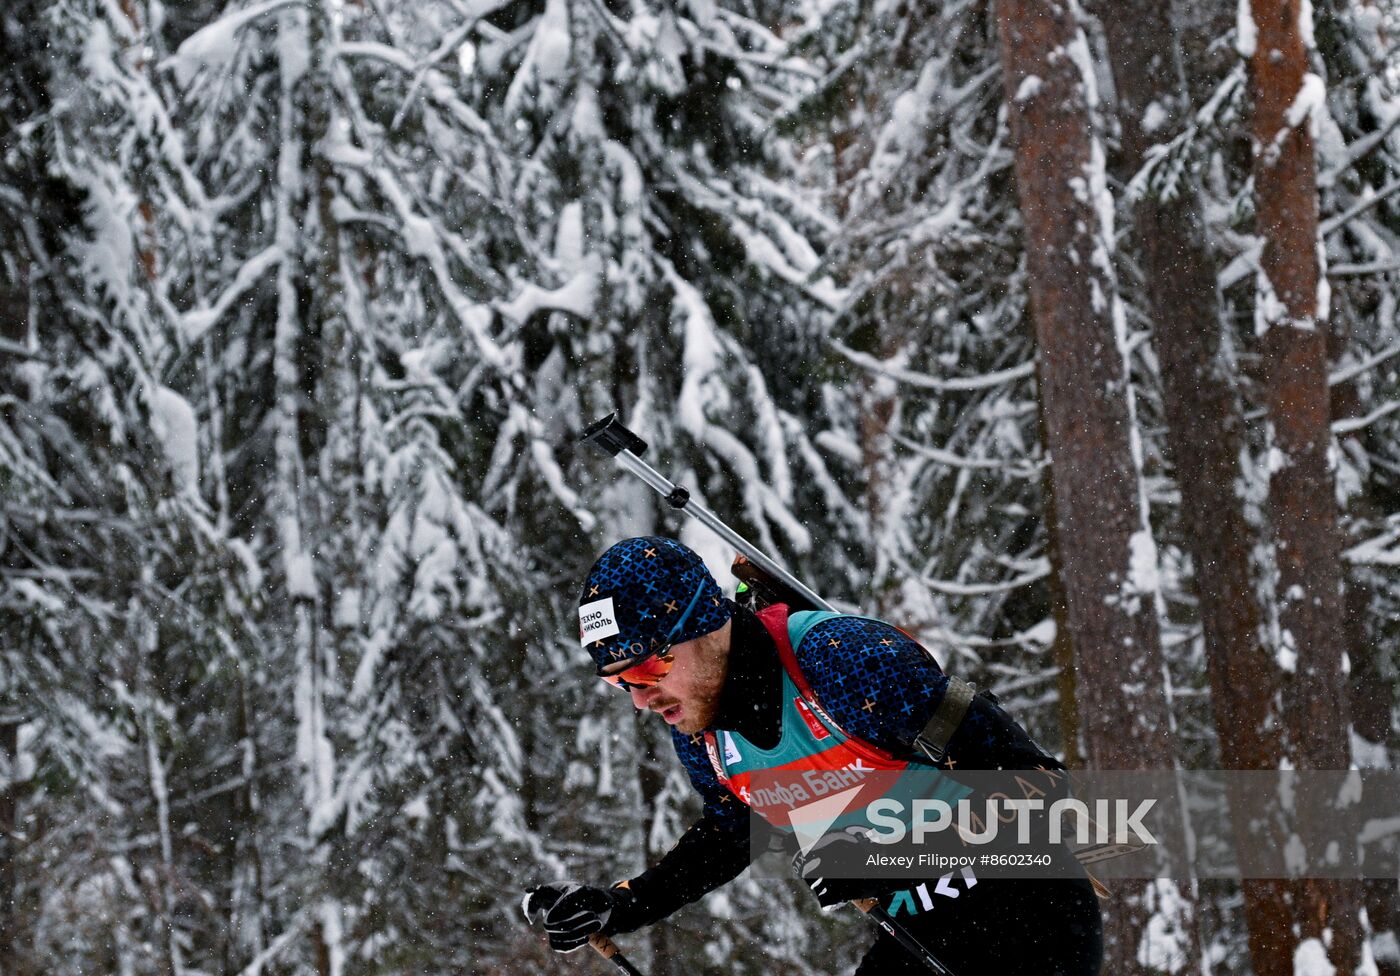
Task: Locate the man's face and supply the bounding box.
[619,620,731,734]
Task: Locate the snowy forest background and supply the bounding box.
[2,0,1399,974]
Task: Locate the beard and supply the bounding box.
[651,621,732,734]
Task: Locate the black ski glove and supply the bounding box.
[792,826,889,910]
[521,882,640,953]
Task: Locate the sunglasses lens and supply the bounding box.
[600,652,674,691]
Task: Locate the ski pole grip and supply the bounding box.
[582,414,649,457]
[589,933,646,976]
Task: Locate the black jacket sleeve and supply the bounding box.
[606,811,752,934]
[605,727,756,934]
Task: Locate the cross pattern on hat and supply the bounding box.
[579,536,732,675]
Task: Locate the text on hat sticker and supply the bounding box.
[579,597,621,646]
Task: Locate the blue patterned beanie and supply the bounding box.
[578,537,732,674]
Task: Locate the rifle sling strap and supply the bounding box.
[913,676,976,764]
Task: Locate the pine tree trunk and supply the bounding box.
[995,1,1196,970]
[1329,283,1400,976]
[1245,2,1362,970]
[1096,5,1303,974]
[1038,408,1082,770]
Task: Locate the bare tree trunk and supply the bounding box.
[1329,288,1400,976]
[1245,2,1362,970]
[995,2,1198,971]
[1038,410,1081,770]
[1095,5,1303,974]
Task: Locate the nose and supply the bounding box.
[628,685,658,710]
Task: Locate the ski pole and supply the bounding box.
[580,414,834,613]
[588,933,646,976]
[852,899,958,976]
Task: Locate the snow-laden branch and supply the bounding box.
[1320,177,1400,236]
[1127,65,1246,205]
[509,403,597,532]
[333,40,414,72]
[830,339,1036,392]
[234,911,309,976]
[1329,259,1400,276]
[663,258,810,554]
[892,431,1043,478]
[179,246,282,343]
[387,2,515,132]
[369,168,512,371]
[1344,517,1400,565]
[498,272,598,324]
[1330,341,1400,387]
[1319,97,1400,187]
[914,560,1050,596]
[0,338,52,364]
[165,0,305,87]
[1219,238,1263,290]
[1332,398,1400,434]
[671,170,844,309]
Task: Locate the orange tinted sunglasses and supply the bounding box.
[601,651,676,691]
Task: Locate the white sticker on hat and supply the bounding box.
[579,597,621,646]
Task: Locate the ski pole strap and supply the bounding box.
[912,677,976,765]
[589,934,646,976]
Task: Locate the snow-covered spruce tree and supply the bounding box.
[448,2,860,971]
[778,0,1078,753]
[1,1,298,973]
[15,0,852,973]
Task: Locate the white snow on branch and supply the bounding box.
[1320,177,1400,237]
[1236,0,1257,58]
[499,269,598,324]
[1299,0,1317,51]
[503,0,571,117]
[180,246,282,343]
[1321,84,1400,186]
[1293,939,1335,976]
[332,41,414,73]
[1285,73,1327,138]
[830,340,1036,392]
[1142,101,1168,135]
[147,386,200,494]
[370,168,512,371]
[167,0,304,87]
[892,432,1043,479]
[1219,238,1263,291]
[667,260,728,440]
[510,403,597,532]
[1332,398,1400,435]
[663,259,809,553]
[1124,528,1161,607]
[233,911,309,976]
[915,560,1050,597]
[1330,342,1400,386]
